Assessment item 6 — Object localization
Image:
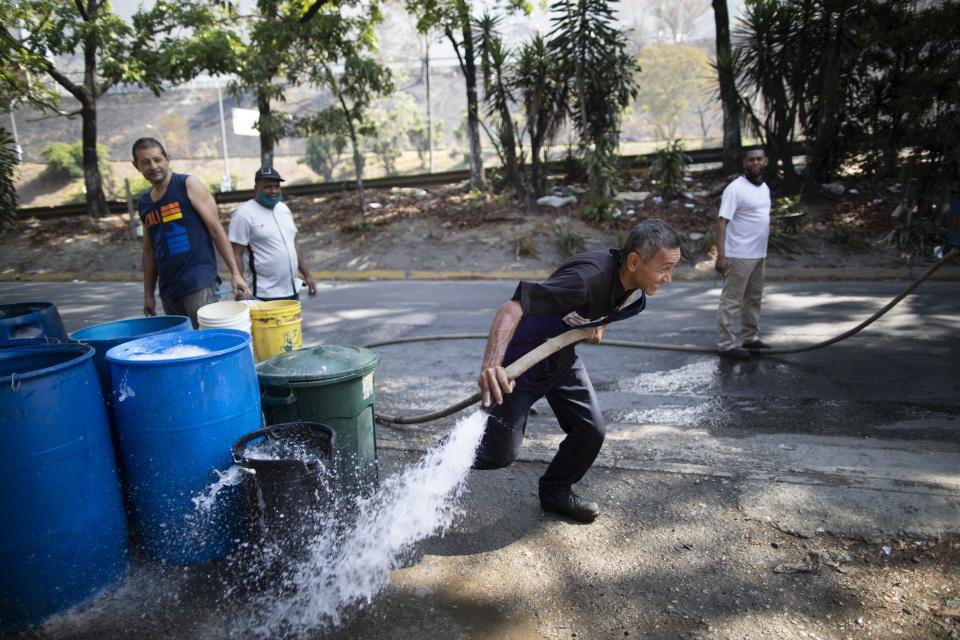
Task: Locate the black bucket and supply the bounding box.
[232,422,339,543]
[472,412,524,470]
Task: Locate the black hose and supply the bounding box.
[370,248,958,425]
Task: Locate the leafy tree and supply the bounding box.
[649,0,710,43]
[800,2,868,188]
[476,14,525,198]
[476,14,569,211]
[406,0,487,189]
[551,0,639,219]
[301,133,347,181]
[224,1,329,169]
[649,139,690,199]
[365,93,422,175]
[406,0,531,191]
[513,35,569,205]
[844,1,960,250]
[296,27,393,215]
[0,0,238,216]
[712,0,741,173]
[408,117,443,169]
[732,0,818,190]
[635,43,712,141]
[0,127,18,229]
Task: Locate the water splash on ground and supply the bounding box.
[237,410,486,637]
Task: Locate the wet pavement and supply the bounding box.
[1,278,959,638]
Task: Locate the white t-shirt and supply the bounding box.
[228,200,299,299]
[718,176,771,259]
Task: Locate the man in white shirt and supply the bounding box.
[229,167,317,301]
[714,148,772,359]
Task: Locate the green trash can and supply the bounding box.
[256,345,380,499]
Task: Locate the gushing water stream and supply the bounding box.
[235,410,487,637]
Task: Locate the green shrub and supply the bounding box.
[768,195,807,253]
[556,223,585,256]
[125,176,152,196]
[515,234,538,258]
[41,141,112,182]
[302,134,347,182]
[463,188,487,214]
[0,127,19,229]
[650,140,689,199]
[829,222,868,251]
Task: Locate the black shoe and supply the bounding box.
[539,486,600,523]
[718,347,750,360]
[743,340,772,350]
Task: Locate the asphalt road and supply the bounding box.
[2,279,959,639]
[3,278,959,534]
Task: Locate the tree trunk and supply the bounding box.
[804,8,846,191]
[496,83,523,198]
[342,103,367,215]
[712,0,741,175]
[457,1,485,190]
[527,135,544,214]
[258,88,274,170]
[80,94,109,217]
[79,1,107,217]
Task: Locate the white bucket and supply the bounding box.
[197,301,252,335]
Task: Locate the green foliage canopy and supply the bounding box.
[636,44,713,141]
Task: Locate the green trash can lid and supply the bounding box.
[257,344,380,385]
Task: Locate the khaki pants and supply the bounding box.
[162,286,218,330]
[717,257,765,351]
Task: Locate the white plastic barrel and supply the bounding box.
[197,301,252,335]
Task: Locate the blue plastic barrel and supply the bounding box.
[106,329,262,564]
[0,344,128,632]
[70,316,192,408]
[0,302,68,344]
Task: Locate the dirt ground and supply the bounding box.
[1,168,944,279]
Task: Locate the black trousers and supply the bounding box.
[474,356,604,490]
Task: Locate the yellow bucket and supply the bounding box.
[248,300,303,362]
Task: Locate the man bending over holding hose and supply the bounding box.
[475,219,682,523]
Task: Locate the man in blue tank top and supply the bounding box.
[475,219,682,523]
[132,138,250,328]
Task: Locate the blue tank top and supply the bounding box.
[139,173,218,300]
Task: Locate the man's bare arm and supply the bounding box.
[142,231,158,316]
[715,217,729,274]
[186,176,250,297]
[477,299,523,407]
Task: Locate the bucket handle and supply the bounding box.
[260,389,297,406]
[2,313,42,329]
[232,422,337,465]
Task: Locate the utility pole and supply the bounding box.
[217,84,232,192]
[9,112,22,162]
[425,38,434,174]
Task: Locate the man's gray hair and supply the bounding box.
[621,219,681,261]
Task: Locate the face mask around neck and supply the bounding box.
[256,192,282,209]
